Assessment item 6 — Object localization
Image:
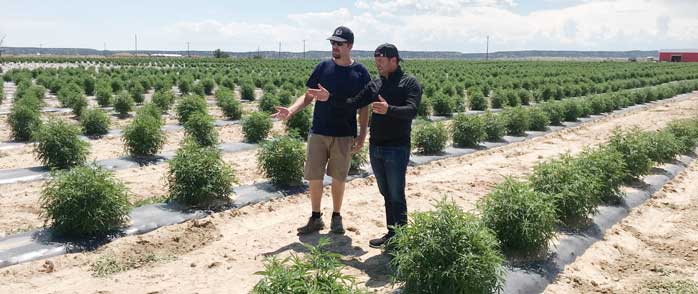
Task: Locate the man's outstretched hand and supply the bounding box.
[271,106,291,120]
[306,83,330,102]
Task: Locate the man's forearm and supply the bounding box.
[358,106,369,137]
[288,93,313,115]
[329,82,376,110]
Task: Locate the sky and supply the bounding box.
[0,0,696,53]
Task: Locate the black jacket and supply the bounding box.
[330,66,422,146]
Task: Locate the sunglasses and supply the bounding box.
[330,41,346,47]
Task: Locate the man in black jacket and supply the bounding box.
[308,43,422,248]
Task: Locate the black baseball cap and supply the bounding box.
[374,43,403,61]
[327,26,354,44]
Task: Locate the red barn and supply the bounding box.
[659,49,698,62]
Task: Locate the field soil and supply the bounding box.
[543,158,698,293]
[1,93,698,293]
[0,119,285,171]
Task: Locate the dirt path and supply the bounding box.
[1,93,698,293]
[0,123,243,170]
[0,117,284,170]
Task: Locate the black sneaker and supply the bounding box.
[330,214,345,234]
[369,233,393,249]
[297,217,325,235]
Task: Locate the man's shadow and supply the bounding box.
[260,233,395,288]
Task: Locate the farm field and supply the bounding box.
[544,160,698,293]
[1,57,698,293]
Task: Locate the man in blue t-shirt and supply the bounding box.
[272,26,371,235]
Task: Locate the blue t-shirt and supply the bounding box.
[306,59,371,137]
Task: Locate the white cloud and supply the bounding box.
[164,0,698,52]
[344,0,698,51]
[287,8,354,28]
[355,0,517,13]
[3,0,696,52]
[164,20,313,52]
[165,8,395,52]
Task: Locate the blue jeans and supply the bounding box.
[369,144,410,235]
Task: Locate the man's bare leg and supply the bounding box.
[331,179,345,213]
[309,179,324,212]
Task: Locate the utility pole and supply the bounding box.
[103,42,106,57]
[486,35,489,61]
[134,34,138,57]
[0,35,5,57]
[302,39,306,59]
[278,41,281,59]
[186,41,190,57]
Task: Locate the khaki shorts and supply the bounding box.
[304,133,354,181]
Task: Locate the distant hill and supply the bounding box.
[0,47,659,60]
